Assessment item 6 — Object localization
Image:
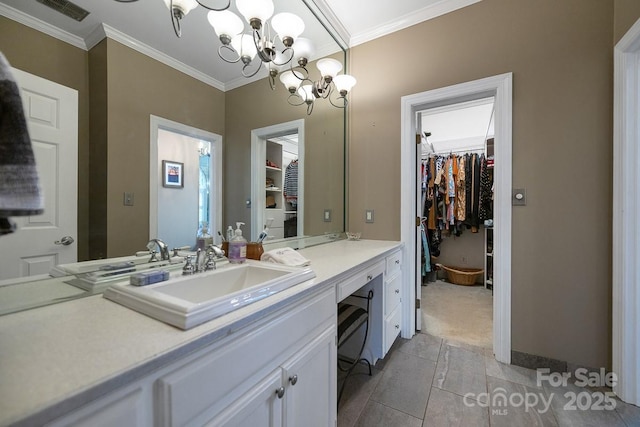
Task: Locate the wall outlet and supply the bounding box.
[323,209,332,222]
[123,192,134,206]
[365,209,374,223]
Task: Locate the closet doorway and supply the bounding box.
[400,73,512,363]
[418,97,495,349]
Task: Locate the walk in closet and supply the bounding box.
[418,98,495,348]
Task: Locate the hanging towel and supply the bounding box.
[0,52,43,235]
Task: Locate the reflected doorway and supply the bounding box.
[150,116,222,249]
[251,120,305,242]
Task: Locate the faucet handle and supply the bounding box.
[182,256,195,275]
[149,250,160,263]
[204,252,217,271]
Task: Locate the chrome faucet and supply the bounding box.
[185,244,226,275]
[147,238,170,261]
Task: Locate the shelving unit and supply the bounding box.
[484,137,494,290]
[265,140,298,240]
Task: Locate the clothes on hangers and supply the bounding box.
[283,159,298,208]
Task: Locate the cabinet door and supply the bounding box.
[205,370,283,427]
[281,326,336,427]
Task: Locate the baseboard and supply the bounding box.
[511,350,567,373]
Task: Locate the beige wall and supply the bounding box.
[348,0,614,368]
[0,16,91,261]
[101,40,225,258]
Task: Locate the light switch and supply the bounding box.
[513,188,526,206]
[323,209,332,222]
[366,209,374,223]
[124,192,134,206]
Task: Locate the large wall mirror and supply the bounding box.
[0,0,346,308]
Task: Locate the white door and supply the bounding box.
[415,130,423,331]
[0,69,78,280]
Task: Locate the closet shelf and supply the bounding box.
[266,188,281,192]
[266,166,281,171]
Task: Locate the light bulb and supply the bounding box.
[271,13,305,46]
[293,37,314,65]
[333,74,357,94]
[280,70,301,91]
[298,84,314,102]
[207,10,244,40]
[317,58,342,79]
[231,33,257,60]
[236,0,274,26]
[163,0,198,15]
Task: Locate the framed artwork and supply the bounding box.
[162,160,184,188]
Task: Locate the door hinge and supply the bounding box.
[415,134,421,145]
[416,298,421,309]
[416,216,421,227]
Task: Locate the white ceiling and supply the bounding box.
[0,0,481,90]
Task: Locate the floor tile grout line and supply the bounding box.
[366,397,426,422]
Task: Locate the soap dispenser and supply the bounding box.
[228,222,247,264]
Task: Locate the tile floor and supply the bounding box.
[337,334,640,426]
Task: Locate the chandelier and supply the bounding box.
[162,0,356,114]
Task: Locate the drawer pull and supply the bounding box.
[367,275,373,281]
[395,289,400,294]
[276,386,285,399]
[289,374,298,386]
[395,260,400,265]
[395,324,400,329]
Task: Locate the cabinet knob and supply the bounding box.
[367,275,372,281]
[289,374,298,386]
[395,289,400,294]
[395,260,400,264]
[275,386,285,399]
[395,324,400,329]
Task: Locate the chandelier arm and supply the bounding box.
[242,61,263,78]
[272,48,294,67]
[268,74,276,90]
[320,83,332,100]
[218,45,241,64]
[306,102,314,115]
[291,65,309,81]
[196,0,231,11]
[329,95,348,109]
[169,0,181,37]
[287,93,306,107]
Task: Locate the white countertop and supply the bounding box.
[0,239,401,427]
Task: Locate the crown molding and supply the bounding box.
[0,2,86,50]
[350,0,482,47]
[101,24,225,92]
[302,0,350,51]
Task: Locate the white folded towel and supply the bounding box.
[260,247,310,267]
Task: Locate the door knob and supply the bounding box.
[54,236,74,246]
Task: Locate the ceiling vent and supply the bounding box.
[35,0,90,22]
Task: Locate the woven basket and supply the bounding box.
[437,264,484,286]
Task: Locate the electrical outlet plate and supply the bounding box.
[366,209,374,223]
[323,209,332,222]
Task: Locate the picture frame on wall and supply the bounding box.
[162,160,184,188]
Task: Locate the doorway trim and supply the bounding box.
[401,73,513,363]
[250,119,305,241]
[149,115,223,241]
[612,18,640,406]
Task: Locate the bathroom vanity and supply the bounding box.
[0,239,403,427]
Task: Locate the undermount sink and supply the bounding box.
[103,261,316,330]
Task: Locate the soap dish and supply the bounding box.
[346,232,361,241]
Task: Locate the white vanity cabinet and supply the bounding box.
[155,286,336,427]
[383,249,403,355]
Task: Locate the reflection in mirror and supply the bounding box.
[0,0,346,314]
[150,116,223,250]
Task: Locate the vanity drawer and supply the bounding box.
[384,272,402,316]
[264,208,285,224]
[384,305,402,354]
[337,261,385,302]
[386,250,402,278]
